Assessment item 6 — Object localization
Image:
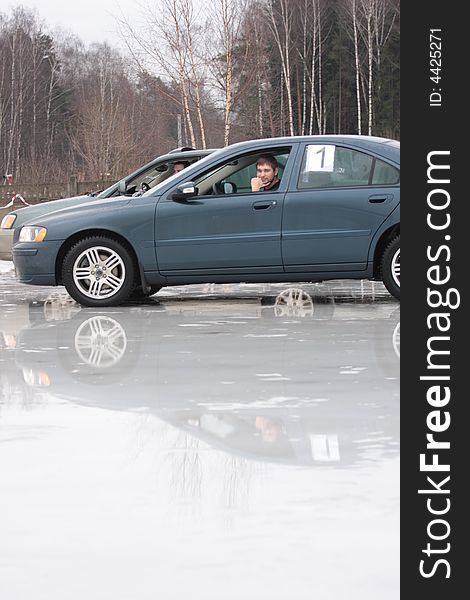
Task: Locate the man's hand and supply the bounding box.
[251,176,263,192]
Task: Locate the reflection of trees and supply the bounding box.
[0,364,48,411]
[126,413,262,522]
[167,429,203,507]
[161,428,260,521]
[223,455,253,512]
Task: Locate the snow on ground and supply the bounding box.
[0,260,14,274]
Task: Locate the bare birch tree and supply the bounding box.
[266,0,295,136]
[6,16,29,177]
[207,0,247,145]
[342,0,364,134]
[342,0,398,135]
[352,0,363,134]
[371,0,398,124]
[71,45,135,178]
[360,0,374,134]
[308,0,325,134]
[116,0,209,148]
[180,2,208,147]
[237,7,273,138]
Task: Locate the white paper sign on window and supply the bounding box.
[305,144,335,172]
[309,434,340,462]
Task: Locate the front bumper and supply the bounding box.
[12,240,63,286]
[0,228,14,261]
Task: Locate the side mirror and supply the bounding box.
[172,181,198,201]
[223,181,237,194]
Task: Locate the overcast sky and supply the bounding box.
[6,0,141,49]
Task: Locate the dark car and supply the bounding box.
[12,135,400,306]
[0,148,215,260]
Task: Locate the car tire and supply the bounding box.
[381,236,400,300]
[130,285,162,299]
[62,236,135,307]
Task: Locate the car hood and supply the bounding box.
[9,194,96,228]
[21,195,133,229]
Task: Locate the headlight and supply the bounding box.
[19,226,47,243]
[1,213,16,229]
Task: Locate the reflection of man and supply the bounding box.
[250,154,280,192]
[255,416,282,442]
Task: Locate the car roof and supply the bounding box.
[224,134,398,146]
[221,135,400,162]
[138,148,217,166]
[156,148,217,160]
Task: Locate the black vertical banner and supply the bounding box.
[401,3,464,597]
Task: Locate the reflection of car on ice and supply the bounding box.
[12,288,399,467]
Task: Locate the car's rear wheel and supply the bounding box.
[62,236,135,306]
[381,236,400,300]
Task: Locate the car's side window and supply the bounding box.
[371,158,399,185]
[116,157,204,196]
[218,162,256,194]
[193,149,291,197]
[297,145,397,189]
[127,163,170,194]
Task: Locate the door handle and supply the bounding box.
[368,194,392,204]
[252,200,276,210]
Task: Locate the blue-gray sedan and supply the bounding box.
[12,135,400,306]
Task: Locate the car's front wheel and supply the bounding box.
[381,236,400,300]
[62,236,135,306]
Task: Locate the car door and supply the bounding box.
[155,148,294,275]
[282,142,400,272]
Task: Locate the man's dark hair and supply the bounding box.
[174,160,190,169]
[256,154,279,171]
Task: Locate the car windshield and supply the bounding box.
[140,150,225,197]
[96,181,118,199]
[97,151,220,199]
[96,161,184,198]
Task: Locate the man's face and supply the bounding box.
[256,162,278,187]
[174,163,185,173]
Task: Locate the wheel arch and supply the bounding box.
[55,229,142,286]
[372,224,400,280]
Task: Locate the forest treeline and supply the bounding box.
[0,0,399,183]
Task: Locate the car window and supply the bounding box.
[105,156,205,197]
[297,144,398,189]
[371,158,399,184]
[128,157,204,195]
[192,149,291,196]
